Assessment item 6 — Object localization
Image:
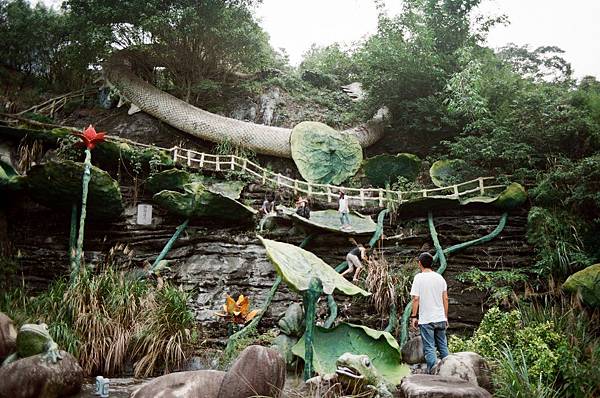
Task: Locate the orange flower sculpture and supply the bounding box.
[215,294,259,325]
[73,125,106,150]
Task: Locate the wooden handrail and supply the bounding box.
[170,147,507,207]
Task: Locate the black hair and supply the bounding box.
[418,252,434,268]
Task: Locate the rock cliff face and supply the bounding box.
[2,176,531,341]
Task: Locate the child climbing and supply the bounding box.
[338,191,350,230]
[341,240,368,282]
[295,196,310,219]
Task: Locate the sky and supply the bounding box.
[38,0,600,79]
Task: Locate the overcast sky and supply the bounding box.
[38,0,600,79]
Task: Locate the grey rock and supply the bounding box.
[259,87,280,126]
[402,335,425,364]
[217,345,286,398]
[432,352,493,392]
[0,350,84,398]
[399,374,492,398]
[0,312,16,362]
[131,369,225,398]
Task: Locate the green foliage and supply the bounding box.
[451,304,600,398]
[527,207,592,277]
[456,268,527,305]
[299,43,357,85]
[363,153,421,188]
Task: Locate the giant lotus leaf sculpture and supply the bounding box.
[290,121,363,185]
[292,323,410,385]
[258,237,369,297]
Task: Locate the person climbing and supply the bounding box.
[338,191,350,230]
[295,196,310,219]
[260,193,275,215]
[341,242,367,282]
[409,252,449,373]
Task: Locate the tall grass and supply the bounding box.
[0,265,197,377]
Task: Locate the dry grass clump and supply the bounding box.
[1,262,197,377]
[364,250,397,318]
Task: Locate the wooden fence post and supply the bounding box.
[378,189,384,207]
[199,153,205,168]
[479,177,485,195]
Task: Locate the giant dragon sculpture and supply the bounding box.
[102,51,387,159]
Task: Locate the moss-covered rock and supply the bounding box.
[290,121,362,185]
[363,153,421,187]
[153,182,256,222]
[563,263,600,307]
[429,159,473,187]
[494,182,527,210]
[25,160,123,219]
[92,140,173,172]
[146,169,245,199]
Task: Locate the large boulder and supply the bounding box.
[0,350,83,398]
[399,374,492,398]
[131,345,286,398]
[432,352,492,392]
[0,312,17,362]
[217,345,286,398]
[401,335,425,365]
[563,263,600,307]
[130,370,226,398]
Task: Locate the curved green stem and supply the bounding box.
[369,209,388,248]
[69,203,78,271]
[150,219,189,273]
[323,294,338,328]
[303,277,323,380]
[72,149,91,281]
[399,212,509,346]
[224,233,317,358]
[384,303,397,333]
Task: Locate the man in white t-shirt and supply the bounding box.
[409,252,449,372]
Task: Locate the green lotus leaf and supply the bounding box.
[153,182,256,221]
[258,236,370,296]
[25,160,123,218]
[292,323,410,385]
[0,160,21,192]
[280,207,376,235]
[364,153,421,187]
[291,121,362,185]
[429,159,473,187]
[563,263,600,307]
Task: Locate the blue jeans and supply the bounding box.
[419,321,449,372]
[340,212,350,225]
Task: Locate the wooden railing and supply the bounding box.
[170,147,507,207]
[16,88,97,118]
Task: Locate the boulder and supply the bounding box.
[131,345,285,398]
[401,335,425,365]
[563,263,600,307]
[130,370,226,398]
[399,374,492,398]
[432,352,492,392]
[217,345,286,398]
[0,350,83,398]
[0,312,17,362]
